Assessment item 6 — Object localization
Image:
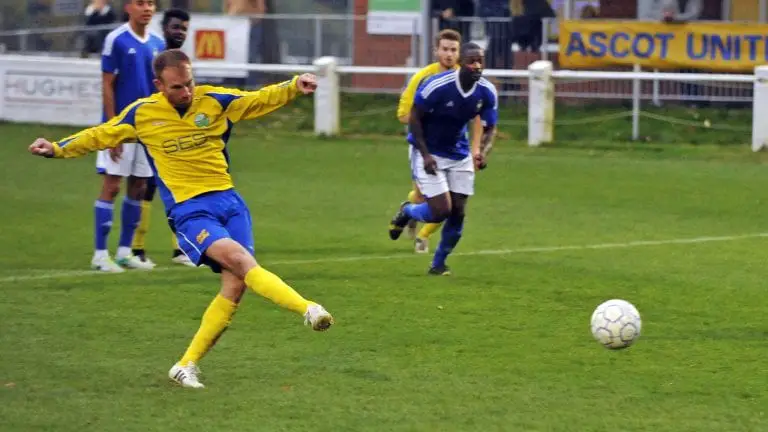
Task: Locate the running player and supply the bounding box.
[130,7,194,267]
[92,0,164,272]
[388,43,497,275]
[396,29,483,254]
[29,50,333,389]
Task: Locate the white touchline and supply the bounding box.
[2,232,767,283]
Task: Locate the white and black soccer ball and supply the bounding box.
[590,299,641,349]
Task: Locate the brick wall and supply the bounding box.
[352,0,414,89]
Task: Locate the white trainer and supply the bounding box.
[168,362,205,388]
[115,254,154,270]
[304,303,334,331]
[414,237,429,254]
[172,254,197,268]
[91,255,125,273]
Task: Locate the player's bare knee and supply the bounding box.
[127,177,147,200]
[100,176,121,200]
[448,211,465,226]
[451,204,466,220]
[427,201,451,221]
[224,248,258,279]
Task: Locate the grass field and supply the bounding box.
[1,113,767,431]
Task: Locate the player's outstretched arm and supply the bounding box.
[222,73,316,123]
[28,103,140,159]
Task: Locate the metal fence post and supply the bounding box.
[632,64,641,140]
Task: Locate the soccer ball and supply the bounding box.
[590,299,642,349]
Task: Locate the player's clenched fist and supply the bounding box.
[473,153,487,170]
[29,138,54,157]
[296,73,317,94]
[422,153,438,175]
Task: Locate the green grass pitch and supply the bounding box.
[0,119,766,431]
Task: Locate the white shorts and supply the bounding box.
[96,143,153,178]
[409,146,475,198]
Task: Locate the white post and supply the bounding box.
[752,65,768,151]
[564,0,573,19]
[632,64,641,140]
[314,17,322,60]
[420,0,431,66]
[528,60,554,147]
[313,56,339,136]
[541,18,549,61]
[722,0,731,21]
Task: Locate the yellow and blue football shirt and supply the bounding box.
[51,77,302,211]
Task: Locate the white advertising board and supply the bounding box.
[0,56,102,126]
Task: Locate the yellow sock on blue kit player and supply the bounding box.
[28,50,334,389]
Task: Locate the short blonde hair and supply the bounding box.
[435,29,462,47]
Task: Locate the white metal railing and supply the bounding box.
[0,54,759,149]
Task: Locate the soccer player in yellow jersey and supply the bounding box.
[396,29,484,254]
[28,50,334,389]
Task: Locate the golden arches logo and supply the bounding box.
[195,30,225,60]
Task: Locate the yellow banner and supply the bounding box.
[559,20,768,72]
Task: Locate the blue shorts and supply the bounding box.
[167,189,254,273]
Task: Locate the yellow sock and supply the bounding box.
[418,222,442,239]
[244,266,311,315]
[178,294,237,365]
[131,200,152,250]
[172,233,180,250]
[407,190,420,204]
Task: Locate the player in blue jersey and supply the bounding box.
[131,7,194,268]
[388,42,498,275]
[92,0,165,273]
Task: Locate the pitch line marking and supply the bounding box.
[1,232,766,283]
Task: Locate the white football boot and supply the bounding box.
[304,303,334,331]
[169,361,205,388]
[91,254,125,273]
[115,254,155,270]
[171,253,197,268]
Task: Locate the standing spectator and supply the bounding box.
[478,0,511,71]
[478,0,513,98]
[580,5,599,18]
[661,0,702,22]
[658,0,704,106]
[82,0,117,58]
[511,0,555,52]
[432,0,475,41]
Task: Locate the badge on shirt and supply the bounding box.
[194,113,210,128]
